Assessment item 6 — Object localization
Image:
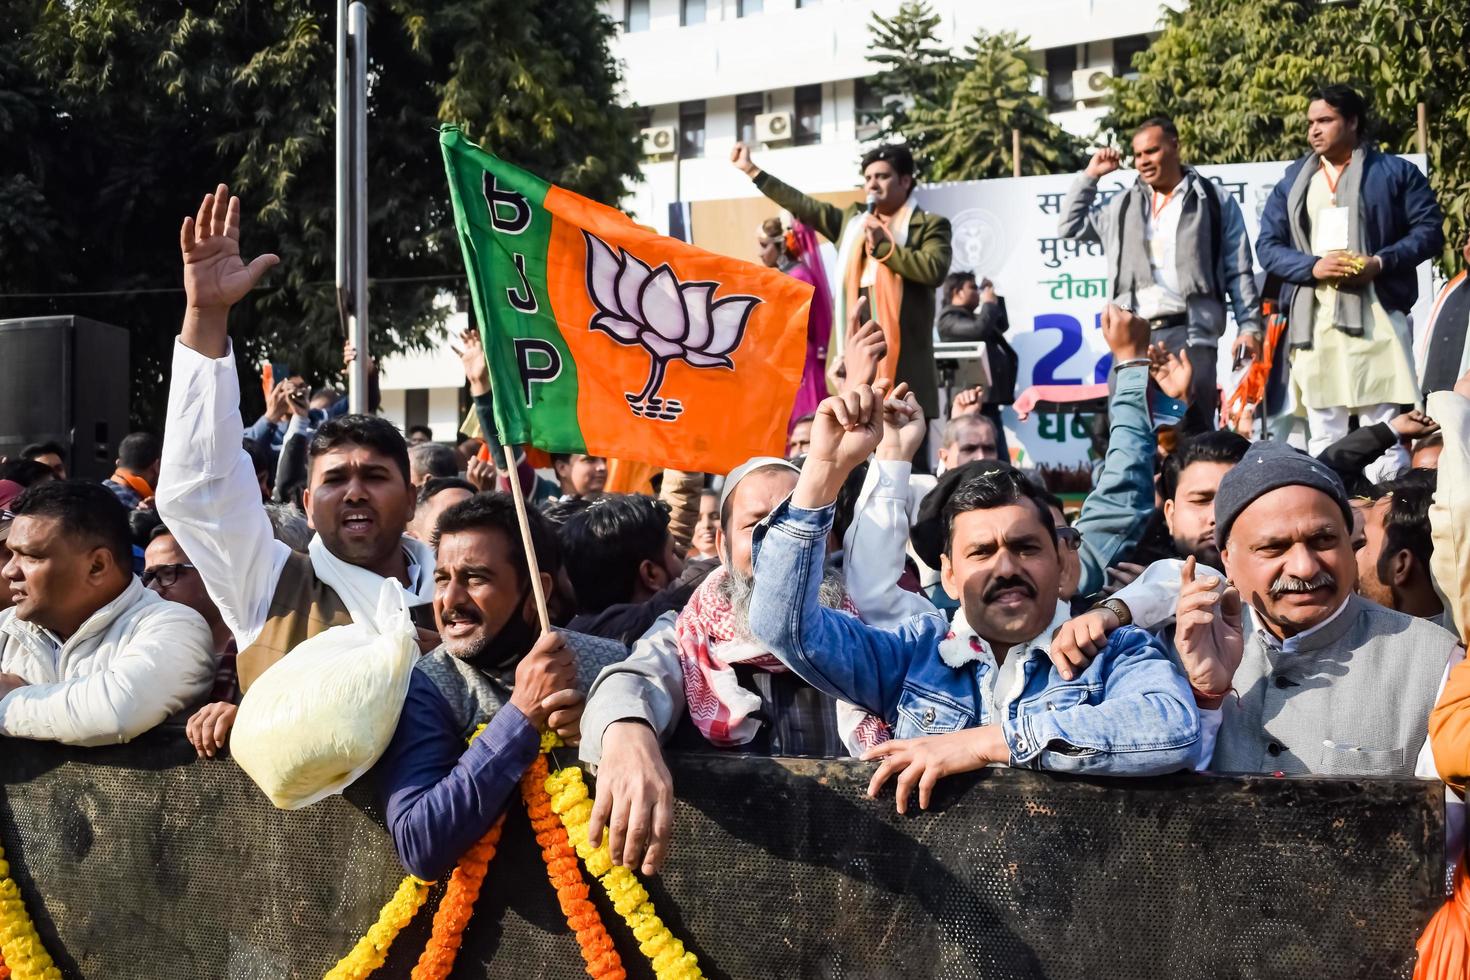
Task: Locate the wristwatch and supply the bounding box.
[1091,597,1133,627]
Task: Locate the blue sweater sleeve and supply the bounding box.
[1376,161,1445,273]
[1072,364,1156,596]
[1255,172,1318,285]
[375,670,540,880]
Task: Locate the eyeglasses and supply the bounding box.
[142,563,195,589]
[1055,527,1083,552]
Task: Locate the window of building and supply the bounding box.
[736,92,765,145]
[624,0,649,32]
[738,0,763,14]
[1044,46,1078,109]
[854,77,883,142]
[794,84,822,146]
[1113,34,1151,77]
[681,0,706,27]
[680,101,706,158]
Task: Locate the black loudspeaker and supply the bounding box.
[0,316,130,482]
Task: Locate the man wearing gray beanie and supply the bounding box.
[1070,437,1460,777]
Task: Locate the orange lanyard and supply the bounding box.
[1322,159,1349,203]
[1150,190,1174,221]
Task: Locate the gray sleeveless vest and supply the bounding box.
[1211,595,1456,776]
[414,629,629,740]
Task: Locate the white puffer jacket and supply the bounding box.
[0,577,215,746]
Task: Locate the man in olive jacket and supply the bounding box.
[731,141,953,420]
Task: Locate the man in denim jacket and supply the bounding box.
[749,382,1201,812]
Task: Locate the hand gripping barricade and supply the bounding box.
[0,733,1445,980]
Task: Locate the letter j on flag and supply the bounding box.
[440,125,813,474]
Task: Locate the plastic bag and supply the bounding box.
[231,579,418,810]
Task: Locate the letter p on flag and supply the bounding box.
[440,125,811,474]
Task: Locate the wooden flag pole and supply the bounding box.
[504,444,552,633]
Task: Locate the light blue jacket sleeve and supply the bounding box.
[1072,363,1157,596]
[1010,627,1200,776]
[748,496,945,721]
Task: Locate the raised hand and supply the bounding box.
[730,141,759,178]
[181,184,278,313]
[1085,147,1122,179]
[456,327,491,397]
[1101,304,1149,363]
[180,184,279,357]
[793,381,889,509]
[466,453,498,492]
[1148,342,1194,403]
[950,385,985,419]
[1172,556,1243,706]
[842,318,887,392]
[878,381,926,463]
[1223,400,1256,439]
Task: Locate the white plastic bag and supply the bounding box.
[231,579,419,809]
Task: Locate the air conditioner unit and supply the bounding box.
[1071,67,1114,103]
[641,125,677,158]
[755,111,793,145]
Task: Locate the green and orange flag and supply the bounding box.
[441,126,812,474]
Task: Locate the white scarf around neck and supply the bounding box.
[307,533,436,634]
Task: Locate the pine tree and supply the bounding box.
[907,31,1084,181]
[863,0,962,164]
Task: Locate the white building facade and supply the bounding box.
[607,0,1175,233]
[378,0,1175,436]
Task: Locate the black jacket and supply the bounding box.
[935,302,1017,405]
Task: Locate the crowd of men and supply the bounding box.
[4,84,1470,907]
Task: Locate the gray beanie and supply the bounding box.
[1213,440,1352,551]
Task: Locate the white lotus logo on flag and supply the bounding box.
[583,231,759,421]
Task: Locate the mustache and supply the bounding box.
[1268,571,1336,597]
[984,575,1036,602]
[440,604,483,625]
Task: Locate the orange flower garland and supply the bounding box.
[520,751,626,979]
[408,813,505,980]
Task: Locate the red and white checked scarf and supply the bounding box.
[674,567,889,752]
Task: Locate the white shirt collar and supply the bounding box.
[1255,595,1352,655]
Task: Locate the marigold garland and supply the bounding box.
[0,845,62,980]
[322,875,431,980]
[546,765,705,980]
[520,747,626,979]
[409,813,505,980]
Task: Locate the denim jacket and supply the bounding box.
[749,497,1201,776]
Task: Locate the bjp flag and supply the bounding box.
[441,126,812,475]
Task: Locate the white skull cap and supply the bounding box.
[717,456,800,517]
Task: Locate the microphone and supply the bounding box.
[865,192,878,215]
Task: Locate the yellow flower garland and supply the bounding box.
[0,845,62,980]
[323,874,432,980]
[546,765,704,980]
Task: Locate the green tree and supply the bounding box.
[0,0,641,429]
[865,6,1080,181]
[1108,0,1468,271]
[905,31,1084,181]
[863,0,961,165]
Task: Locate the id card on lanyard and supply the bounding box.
[1314,206,1351,254]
